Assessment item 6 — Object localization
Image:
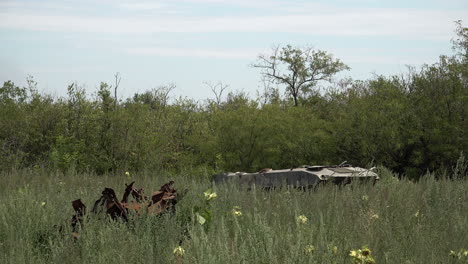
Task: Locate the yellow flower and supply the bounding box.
[203,190,218,201]
[304,245,315,255]
[414,210,420,217]
[371,214,379,220]
[233,210,242,216]
[231,206,242,216]
[41,202,46,207]
[350,246,375,264]
[450,249,468,259]
[232,206,243,216]
[297,215,308,224]
[125,171,131,178]
[362,195,369,201]
[173,246,185,257]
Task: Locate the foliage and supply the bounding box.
[0,23,466,178]
[253,45,349,106]
[193,189,217,230]
[0,170,467,263]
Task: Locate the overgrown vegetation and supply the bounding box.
[0,170,467,263]
[0,23,466,179]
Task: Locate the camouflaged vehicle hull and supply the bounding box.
[213,165,379,188]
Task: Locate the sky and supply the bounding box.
[1,0,467,101]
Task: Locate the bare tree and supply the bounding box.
[256,76,280,106]
[253,45,349,106]
[204,81,229,107]
[113,72,121,108]
[154,83,175,108]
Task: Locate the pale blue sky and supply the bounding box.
[1,0,467,100]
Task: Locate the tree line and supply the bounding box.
[0,22,466,179]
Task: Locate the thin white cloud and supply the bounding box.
[342,54,431,65]
[126,47,260,59]
[119,2,164,10]
[26,65,108,74]
[125,45,440,63]
[0,1,74,12]
[180,0,282,8]
[1,8,466,40]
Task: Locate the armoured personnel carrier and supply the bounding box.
[213,163,379,188]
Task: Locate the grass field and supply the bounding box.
[0,168,467,263]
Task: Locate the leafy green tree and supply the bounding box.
[0,81,27,169]
[253,45,349,106]
[453,20,468,61]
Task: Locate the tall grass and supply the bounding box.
[0,169,467,263]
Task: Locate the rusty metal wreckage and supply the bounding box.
[70,181,181,238]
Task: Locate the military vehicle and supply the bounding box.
[213,163,379,189]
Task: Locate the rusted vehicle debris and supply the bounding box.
[213,163,379,189]
[71,181,179,234]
